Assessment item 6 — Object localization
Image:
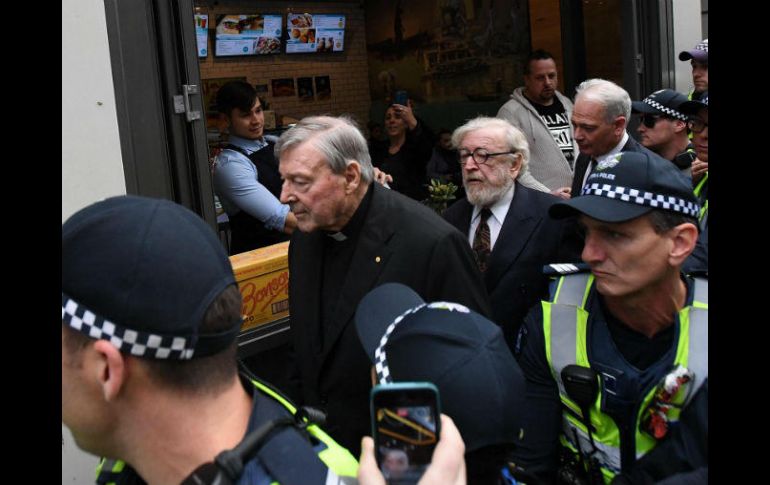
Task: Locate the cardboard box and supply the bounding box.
[229,241,290,332]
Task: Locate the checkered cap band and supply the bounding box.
[581,183,700,217]
[644,98,687,120]
[62,292,195,360]
[373,303,427,384]
[695,39,708,52]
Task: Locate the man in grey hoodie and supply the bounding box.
[497,50,576,198]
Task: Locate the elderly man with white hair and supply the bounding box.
[275,115,491,457]
[443,116,579,349]
[569,78,658,198]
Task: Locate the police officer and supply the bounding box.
[679,93,709,275]
[62,196,358,485]
[679,93,709,229]
[509,151,707,484]
[678,39,708,102]
[631,89,695,176]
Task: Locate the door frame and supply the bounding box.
[103,0,216,229]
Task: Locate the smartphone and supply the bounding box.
[393,90,408,106]
[370,382,441,485]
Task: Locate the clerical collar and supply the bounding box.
[324,183,374,242]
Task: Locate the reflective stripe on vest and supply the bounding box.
[676,279,709,405]
[693,172,708,198]
[94,381,359,484]
[249,378,359,479]
[545,273,592,403]
[544,275,708,481]
[95,458,125,485]
[693,173,708,230]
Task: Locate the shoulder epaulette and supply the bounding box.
[542,262,591,276]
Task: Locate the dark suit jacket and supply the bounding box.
[285,183,491,455]
[443,182,578,349]
[570,136,656,197]
[564,137,659,259]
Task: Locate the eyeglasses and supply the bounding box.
[639,114,666,128]
[687,117,708,133]
[458,147,517,166]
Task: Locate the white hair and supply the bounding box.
[450,117,530,173]
[274,115,374,183]
[575,78,632,126]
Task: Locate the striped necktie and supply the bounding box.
[472,208,492,273]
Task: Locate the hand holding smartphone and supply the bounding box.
[370,382,441,485]
[393,90,409,107]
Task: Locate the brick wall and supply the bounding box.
[196,1,371,130]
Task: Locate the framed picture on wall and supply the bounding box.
[315,76,331,100]
[297,77,314,101]
[272,78,296,97]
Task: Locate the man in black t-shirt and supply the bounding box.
[498,49,576,197]
[531,96,575,169]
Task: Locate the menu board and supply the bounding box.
[194,14,208,57]
[285,14,346,54]
[214,14,283,57]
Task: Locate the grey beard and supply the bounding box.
[465,176,513,207]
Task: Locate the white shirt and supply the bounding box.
[468,184,515,251]
[581,131,629,189]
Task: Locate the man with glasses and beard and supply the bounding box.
[632,89,695,177]
[443,117,579,349]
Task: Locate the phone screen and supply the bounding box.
[394,90,408,106]
[371,384,440,485]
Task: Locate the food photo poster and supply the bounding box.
[315,76,331,100]
[271,78,296,97]
[297,77,314,101]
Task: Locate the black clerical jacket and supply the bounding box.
[284,183,491,455]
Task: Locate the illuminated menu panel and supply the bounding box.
[286,14,346,54]
[214,14,283,57]
[195,14,208,57]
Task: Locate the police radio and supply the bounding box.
[557,365,604,485]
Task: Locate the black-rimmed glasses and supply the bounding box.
[458,147,517,165]
[687,117,708,133]
[639,114,667,128]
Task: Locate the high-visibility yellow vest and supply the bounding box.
[542,273,708,483]
[95,374,358,484]
[693,172,708,230]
